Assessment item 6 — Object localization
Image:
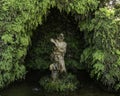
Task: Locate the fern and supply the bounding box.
[0,0,120,91]
[92,50,105,64]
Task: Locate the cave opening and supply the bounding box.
[25,7,86,78]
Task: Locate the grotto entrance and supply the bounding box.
[0,7,116,96]
[25,7,86,73]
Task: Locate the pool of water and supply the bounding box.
[0,71,116,96]
[0,80,115,96]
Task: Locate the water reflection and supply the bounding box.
[0,71,116,96]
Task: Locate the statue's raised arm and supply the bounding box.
[50,33,67,54]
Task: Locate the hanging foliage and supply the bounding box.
[81,7,120,90]
[0,0,120,91]
[26,8,85,70]
[0,0,55,88]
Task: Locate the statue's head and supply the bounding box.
[57,33,64,41]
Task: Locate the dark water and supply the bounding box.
[0,71,116,96]
[0,81,115,96]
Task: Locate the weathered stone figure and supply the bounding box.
[49,33,67,80]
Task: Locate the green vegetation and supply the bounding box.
[0,0,120,91]
[81,7,120,91]
[26,8,85,70]
[39,73,79,92]
[0,0,54,88]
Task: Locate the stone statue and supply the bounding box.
[49,33,67,80]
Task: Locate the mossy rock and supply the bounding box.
[39,73,79,92]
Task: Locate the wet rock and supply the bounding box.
[32,88,40,92]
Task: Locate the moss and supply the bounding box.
[39,73,79,92]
